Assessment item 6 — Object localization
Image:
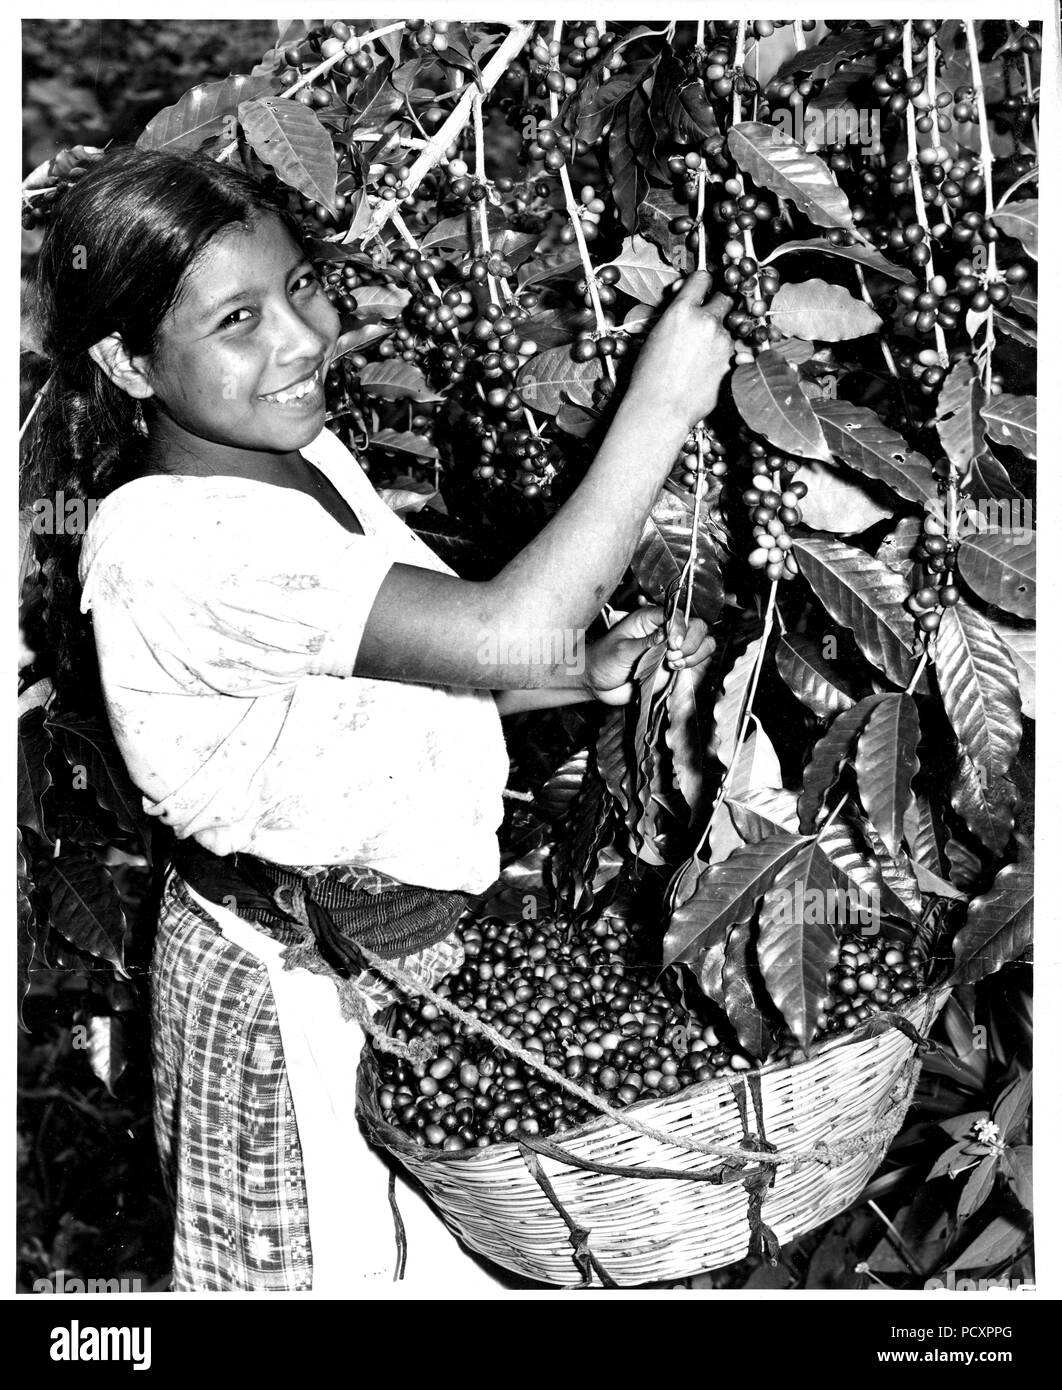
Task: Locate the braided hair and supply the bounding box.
[20,145,306,713]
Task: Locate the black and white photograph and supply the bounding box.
[14,8,1057,1328]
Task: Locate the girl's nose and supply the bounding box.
[272,296,333,363]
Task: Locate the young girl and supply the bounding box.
[23,147,733,1292]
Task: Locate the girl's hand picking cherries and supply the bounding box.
[583,607,715,706]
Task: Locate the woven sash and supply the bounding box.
[172,837,468,968]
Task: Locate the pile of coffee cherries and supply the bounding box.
[372,914,927,1152]
[819,936,927,1036]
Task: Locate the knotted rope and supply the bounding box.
[283,882,941,1176]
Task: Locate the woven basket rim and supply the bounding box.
[358,983,948,1169]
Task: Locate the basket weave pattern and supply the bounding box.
[357,988,948,1287]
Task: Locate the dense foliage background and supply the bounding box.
[19,17,1037,1292]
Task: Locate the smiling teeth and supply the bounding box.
[263,369,319,404]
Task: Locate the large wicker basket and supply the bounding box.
[357,987,949,1287]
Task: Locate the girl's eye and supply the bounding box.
[291,270,321,294]
[219,306,255,330]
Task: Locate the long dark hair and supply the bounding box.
[21,146,305,712]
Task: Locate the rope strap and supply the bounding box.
[518,1146,619,1289]
[283,882,939,1174]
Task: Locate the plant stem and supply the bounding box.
[729,20,766,335]
[549,20,615,383]
[471,93,501,308]
[925,36,952,227]
[903,22,949,366]
[1022,50,1039,154]
[905,648,930,695]
[695,167,707,272]
[350,132,427,149]
[18,378,52,443]
[868,1199,925,1278]
[215,21,407,164]
[682,432,706,624]
[693,580,779,861]
[854,265,900,379]
[965,17,997,391]
[361,22,535,242]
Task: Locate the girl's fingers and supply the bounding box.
[672,269,713,305]
[666,614,709,654]
[666,631,715,669]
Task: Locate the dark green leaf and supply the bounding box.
[631,490,724,628]
[956,529,1035,620]
[731,349,832,462]
[789,459,893,533]
[951,860,1032,985]
[45,713,144,841]
[813,401,940,508]
[707,639,763,774]
[903,793,944,877]
[665,663,707,821]
[137,75,275,152]
[367,429,440,462]
[239,98,337,211]
[596,708,633,823]
[991,200,1038,261]
[797,694,889,833]
[350,284,411,319]
[357,361,442,403]
[992,1070,1032,1143]
[875,517,923,581]
[769,279,880,340]
[721,920,774,1060]
[945,1215,1026,1273]
[663,832,808,966]
[758,842,841,1049]
[988,617,1035,719]
[935,603,1023,786]
[602,235,679,307]
[17,707,54,842]
[85,1014,127,1096]
[957,1154,999,1222]
[608,103,648,235]
[815,816,917,925]
[516,344,602,415]
[981,394,1036,459]
[773,25,884,84]
[37,848,128,973]
[1002,1146,1033,1212]
[760,237,915,283]
[728,121,855,231]
[854,694,920,857]
[567,57,650,144]
[774,633,856,718]
[791,536,921,688]
[950,758,1017,859]
[726,788,799,843]
[935,358,986,477]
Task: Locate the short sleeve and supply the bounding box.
[80,482,394,698]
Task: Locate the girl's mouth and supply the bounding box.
[259,367,324,408]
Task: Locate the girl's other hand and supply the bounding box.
[584,606,715,706]
[627,272,735,428]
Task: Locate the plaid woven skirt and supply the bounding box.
[151,866,466,1292]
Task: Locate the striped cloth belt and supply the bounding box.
[172,837,469,971]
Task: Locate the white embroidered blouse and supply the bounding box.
[78,427,510,894]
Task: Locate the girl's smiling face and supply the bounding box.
[143,212,340,472]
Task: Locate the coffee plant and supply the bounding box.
[19,17,1036,1288]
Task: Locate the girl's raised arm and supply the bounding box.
[354,273,733,692]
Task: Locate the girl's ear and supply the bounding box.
[88,334,155,400]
